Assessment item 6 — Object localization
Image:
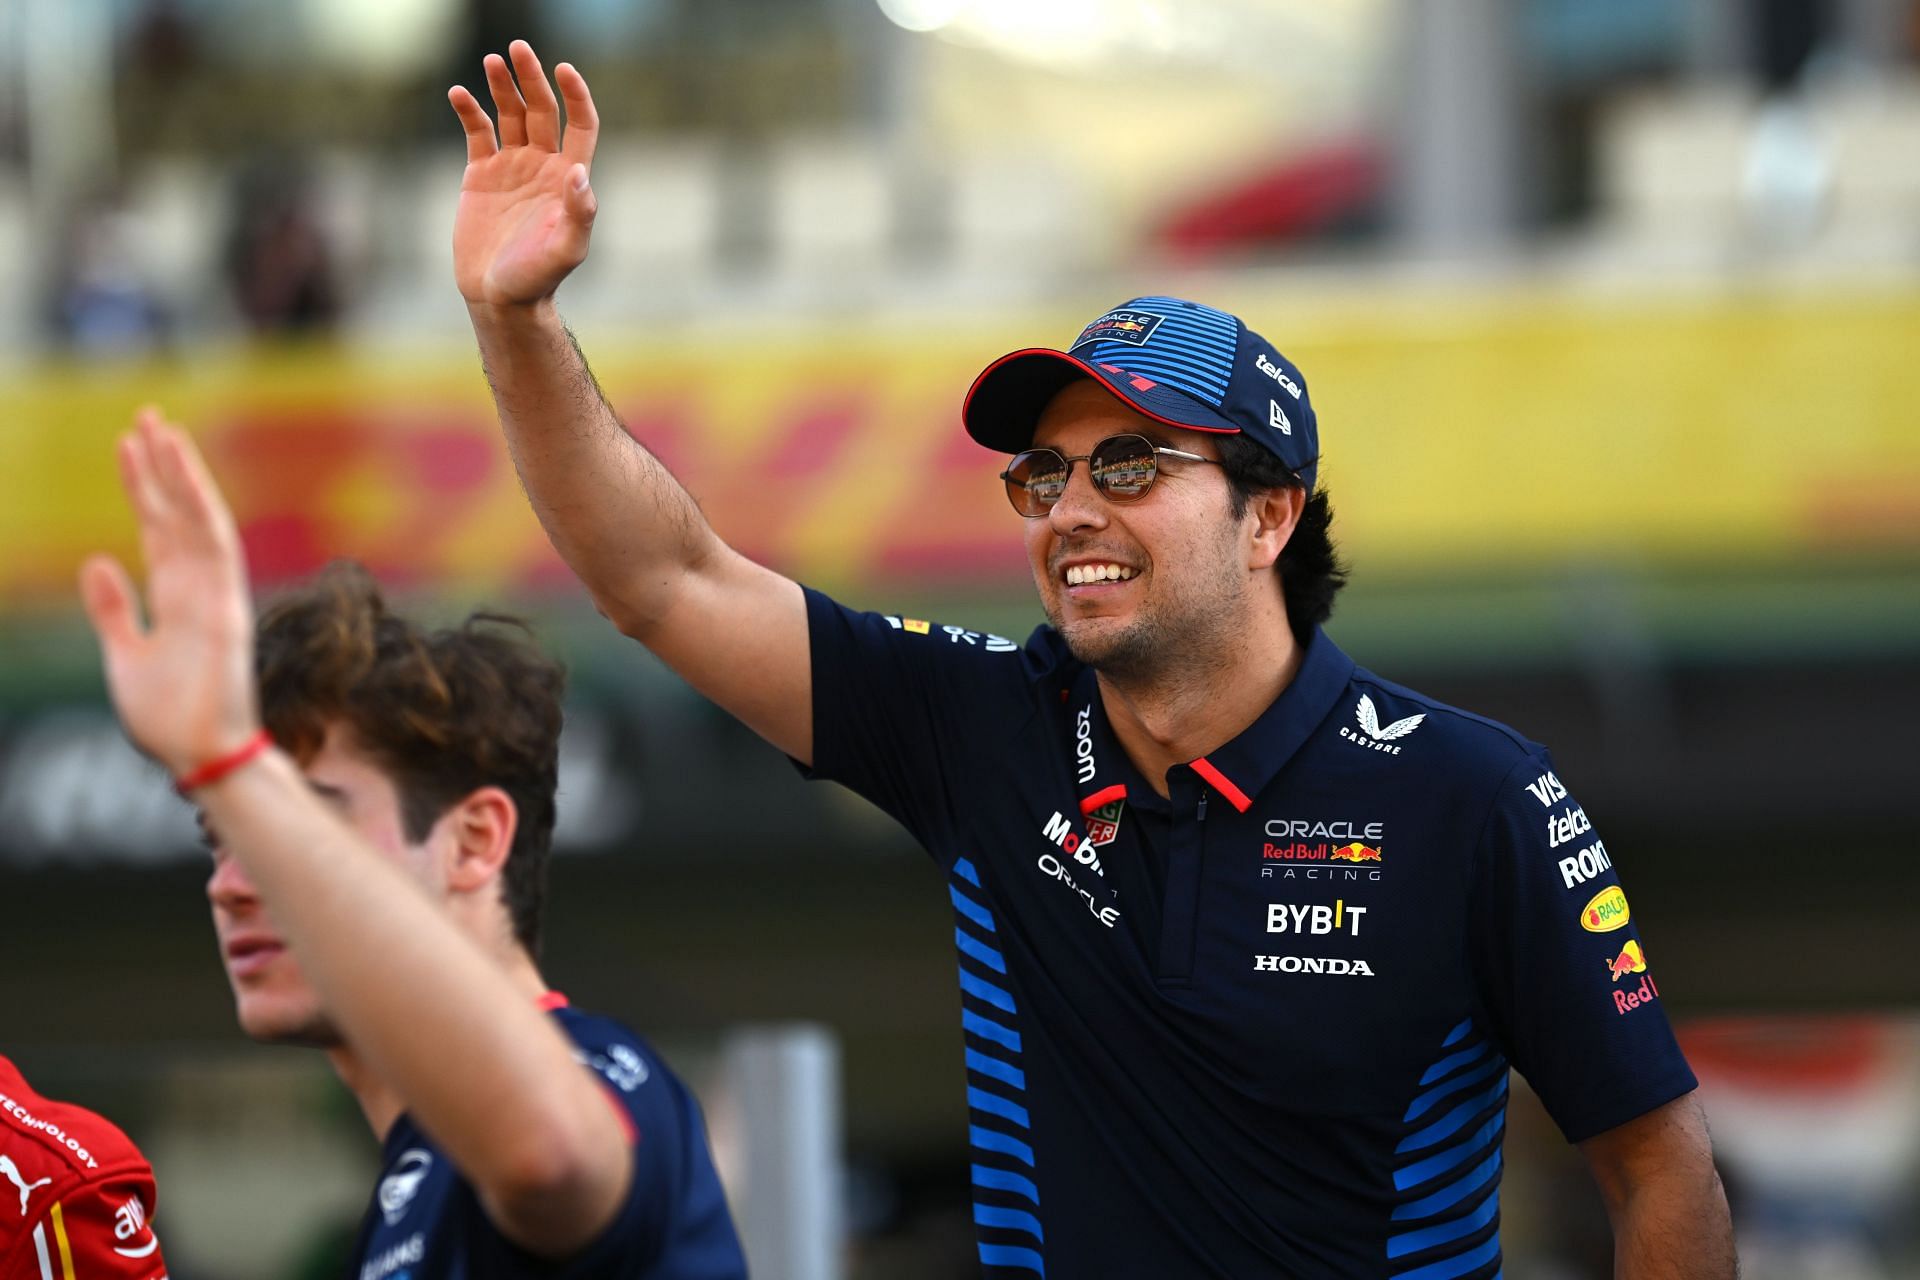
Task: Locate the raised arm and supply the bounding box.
[80,411,631,1257]
[449,41,812,761]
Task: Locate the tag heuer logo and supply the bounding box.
[1084,798,1124,848]
[1338,695,1425,756]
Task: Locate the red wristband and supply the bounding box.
[174,730,274,794]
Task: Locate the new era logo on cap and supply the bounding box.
[963,295,1320,492]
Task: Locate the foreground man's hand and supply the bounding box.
[80,406,261,779]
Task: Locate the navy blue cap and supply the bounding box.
[963,295,1319,492]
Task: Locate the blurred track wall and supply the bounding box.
[4,283,1918,612]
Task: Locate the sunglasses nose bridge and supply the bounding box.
[1044,458,1114,531]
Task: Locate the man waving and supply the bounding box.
[447,41,1735,1278]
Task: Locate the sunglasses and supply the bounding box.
[1000,433,1222,517]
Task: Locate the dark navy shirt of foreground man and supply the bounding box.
[801,595,1697,1279]
[347,998,745,1280]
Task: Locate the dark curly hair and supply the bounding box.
[254,562,564,956]
[1214,433,1349,641]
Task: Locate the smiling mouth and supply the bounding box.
[1063,562,1137,586]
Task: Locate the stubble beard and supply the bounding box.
[1046,552,1249,688]
[234,984,346,1050]
[1051,602,1172,683]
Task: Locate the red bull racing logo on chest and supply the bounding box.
[1260,819,1385,880]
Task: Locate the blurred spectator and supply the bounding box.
[223,160,342,336]
[122,0,202,82]
[1755,0,1831,90]
[115,0,206,156]
[47,195,170,358]
[447,0,547,106]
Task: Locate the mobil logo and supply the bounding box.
[1041,810,1104,876]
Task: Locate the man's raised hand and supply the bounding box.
[449,41,600,308]
[79,409,261,780]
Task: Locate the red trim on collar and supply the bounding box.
[534,991,638,1144]
[599,1085,639,1145]
[1080,784,1127,813]
[1190,757,1252,812]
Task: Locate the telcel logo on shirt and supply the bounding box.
[1547,805,1592,848]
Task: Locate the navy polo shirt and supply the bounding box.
[802,588,1697,1279]
[345,1000,745,1280]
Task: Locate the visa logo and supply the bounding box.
[1524,770,1567,807]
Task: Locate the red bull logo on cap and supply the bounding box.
[1329,843,1382,864]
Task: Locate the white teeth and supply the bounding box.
[1065,563,1136,585]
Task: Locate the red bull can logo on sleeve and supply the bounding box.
[1604,939,1646,981]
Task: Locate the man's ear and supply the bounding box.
[441,786,520,895]
[1247,485,1306,572]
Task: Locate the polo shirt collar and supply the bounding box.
[1068,627,1356,813]
[1186,627,1354,811]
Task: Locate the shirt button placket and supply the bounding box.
[1157,767,1206,986]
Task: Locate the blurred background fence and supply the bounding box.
[2,0,1918,1276]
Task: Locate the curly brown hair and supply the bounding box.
[255,562,564,955]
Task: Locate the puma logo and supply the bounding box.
[0,1155,52,1215]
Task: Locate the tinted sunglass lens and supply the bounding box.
[1006,450,1070,514]
[1091,436,1158,499]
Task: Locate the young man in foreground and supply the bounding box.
[80,409,746,1279]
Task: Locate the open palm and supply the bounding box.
[450,41,601,307]
[80,409,260,779]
